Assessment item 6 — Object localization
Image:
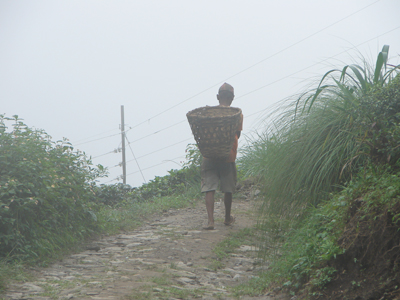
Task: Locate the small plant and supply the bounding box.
[169,262,178,269]
[208,259,225,271]
[213,228,257,260]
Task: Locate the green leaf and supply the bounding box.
[373,45,389,84]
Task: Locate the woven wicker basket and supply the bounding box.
[186,106,242,160]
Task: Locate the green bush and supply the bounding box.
[356,76,400,165]
[92,143,201,207]
[256,165,400,297]
[238,45,400,297]
[128,143,201,202]
[93,183,134,208]
[0,115,106,261]
[240,46,400,215]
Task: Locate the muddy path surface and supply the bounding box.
[3,195,289,300]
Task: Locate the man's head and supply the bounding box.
[217,83,234,106]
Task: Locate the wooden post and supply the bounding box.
[121,105,126,184]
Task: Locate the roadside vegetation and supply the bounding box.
[238,45,400,299]
[0,116,202,293]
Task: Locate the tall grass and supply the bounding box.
[240,46,399,215]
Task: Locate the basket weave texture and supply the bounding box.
[186,106,242,160]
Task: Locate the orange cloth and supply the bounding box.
[226,113,243,162]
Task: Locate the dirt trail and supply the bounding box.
[3,195,289,300]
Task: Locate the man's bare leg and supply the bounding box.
[224,192,234,225]
[205,190,215,229]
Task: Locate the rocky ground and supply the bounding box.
[2,194,289,300]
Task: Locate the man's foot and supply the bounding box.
[224,215,235,226]
[203,225,214,230]
[203,223,215,230]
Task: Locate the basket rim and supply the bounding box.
[186,106,242,118]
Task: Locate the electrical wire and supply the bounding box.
[125,155,186,177]
[102,22,400,186]
[107,137,193,169]
[114,24,400,150]
[122,0,383,131]
[125,135,146,183]
[73,1,386,149]
[106,24,400,174]
[240,25,400,120]
[73,128,120,144]
[126,120,186,145]
[104,155,186,183]
[125,137,192,164]
[75,132,121,146]
[92,148,121,159]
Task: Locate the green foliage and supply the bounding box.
[0,124,203,291]
[95,176,201,236]
[245,179,359,295]
[127,144,201,202]
[213,228,256,260]
[299,45,398,113]
[356,76,400,165]
[268,194,347,292]
[93,183,134,208]
[0,259,31,292]
[132,168,193,200]
[239,46,400,216]
[182,143,202,170]
[238,46,400,296]
[0,115,106,261]
[239,152,400,297]
[91,144,201,209]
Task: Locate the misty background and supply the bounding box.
[1,0,400,187]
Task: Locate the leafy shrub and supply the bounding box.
[356,76,400,165]
[238,46,400,298]
[240,46,399,216]
[92,144,202,207]
[93,183,134,208]
[130,144,201,201]
[0,115,106,261]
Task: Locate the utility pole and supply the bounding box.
[120,105,126,184]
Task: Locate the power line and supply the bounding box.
[102,23,400,186]
[126,120,186,145]
[103,24,400,175]
[116,24,400,150]
[125,134,146,183]
[126,137,192,164]
[107,137,193,170]
[126,155,186,177]
[121,0,383,132]
[104,155,186,183]
[240,25,400,120]
[73,126,136,147]
[75,131,121,146]
[74,128,120,144]
[101,24,400,177]
[75,1,385,150]
[92,148,121,159]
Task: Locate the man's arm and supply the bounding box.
[237,113,243,139]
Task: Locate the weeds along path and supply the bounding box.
[3,195,288,300]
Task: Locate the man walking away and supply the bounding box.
[201,83,243,230]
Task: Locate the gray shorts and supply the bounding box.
[201,159,237,193]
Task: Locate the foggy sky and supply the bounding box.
[1,0,400,187]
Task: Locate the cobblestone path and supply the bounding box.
[3,196,288,300]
